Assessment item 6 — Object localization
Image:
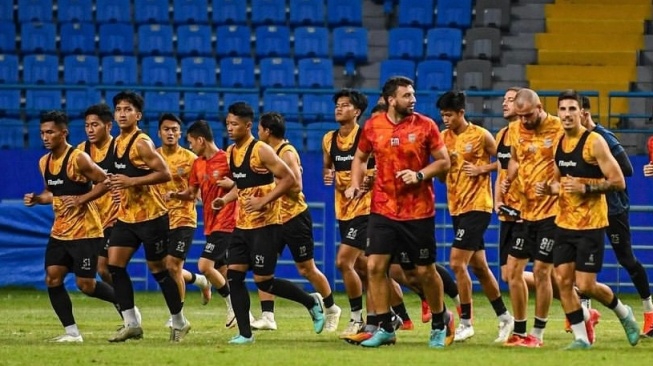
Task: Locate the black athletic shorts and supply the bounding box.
[366,213,436,266]
[109,214,170,261]
[451,211,491,251]
[45,236,101,278]
[338,215,369,250]
[167,226,195,260]
[228,225,284,276]
[553,227,605,273]
[281,209,314,263]
[201,231,231,268]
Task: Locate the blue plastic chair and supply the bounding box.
[137,24,174,56]
[98,23,135,55]
[332,27,368,75]
[251,0,287,25]
[18,0,53,22]
[212,0,247,25]
[216,25,251,57]
[284,120,305,151]
[26,90,62,118]
[23,54,59,84]
[173,0,209,24]
[177,24,213,57]
[426,27,463,61]
[0,54,19,84]
[101,55,138,85]
[397,0,434,28]
[66,119,88,146]
[262,92,300,120]
[134,0,170,24]
[141,56,178,86]
[144,91,181,120]
[96,0,131,23]
[184,92,219,120]
[435,0,473,29]
[294,26,329,59]
[21,23,57,53]
[222,92,260,116]
[379,59,416,86]
[57,0,93,22]
[289,0,325,26]
[219,57,255,88]
[255,25,291,58]
[0,1,14,21]
[181,57,217,86]
[387,27,424,60]
[302,93,332,123]
[416,60,453,91]
[260,57,296,88]
[63,55,100,84]
[0,119,25,149]
[66,89,102,117]
[0,23,15,53]
[0,90,21,117]
[298,58,333,88]
[327,0,362,26]
[60,22,96,55]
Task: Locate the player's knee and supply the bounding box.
[449,260,467,274]
[296,265,313,279]
[45,275,63,287]
[336,255,352,272]
[227,269,246,283]
[76,278,96,294]
[256,278,274,293]
[575,280,595,296]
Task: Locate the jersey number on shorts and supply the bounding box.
[346,228,358,240]
[540,238,554,253]
[455,229,466,241]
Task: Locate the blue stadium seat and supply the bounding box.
[0,119,24,149]
[26,90,62,118]
[63,55,99,85]
[66,89,102,116]
[212,0,248,25]
[294,27,329,59]
[0,55,19,84]
[101,55,138,85]
[302,93,332,122]
[96,0,131,23]
[436,0,473,29]
[259,57,295,88]
[305,122,332,152]
[222,92,260,115]
[209,120,225,145]
[21,23,57,53]
[298,58,333,88]
[426,27,463,61]
[57,0,93,22]
[60,22,95,55]
[397,0,434,28]
[289,0,325,26]
[416,60,453,91]
[332,27,368,75]
[27,119,43,148]
[141,56,178,86]
[181,57,217,86]
[0,24,15,53]
[216,25,251,57]
[387,27,424,60]
[98,23,135,55]
[0,2,13,21]
[414,91,441,121]
[177,25,213,57]
[23,54,59,84]
[262,92,300,120]
[173,0,209,24]
[144,91,181,120]
[184,92,219,120]
[18,0,54,23]
[327,0,362,27]
[146,122,162,146]
[66,119,87,145]
[219,57,255,88]
[284,121,305,150]
[138,24,174,56]
[134,0,170,24]
[379,59,415,86]
[251,0,287,25]
[255,26,291,58]
[0,90,21,117]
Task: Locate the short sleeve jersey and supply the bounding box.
[276,142,309,223]
[77,139,118,229]
[357,112,444,221]
[157,146,198,229]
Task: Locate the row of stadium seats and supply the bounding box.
[385,0,509,30]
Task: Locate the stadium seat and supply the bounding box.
[463,27,502,61]
[294,27,329,59]
[289,0,325,26]
[0,24,15,53]
[216,25,251,57]
[262,92,300,120]
[96,0,131,23]
[27,118,43,148]
[23,54,59,84]
[260,57,296,88]
[144,91,181,120]
[251,0,287,26]
[63,55,99,84]
[475,0,511,30]
[137,24,174,56]
[60,22,96,55]
[0,119,24,149]
[0,90,21,117]
[327,0,362,27]
[456,59,493,90]
[173,0,209,24]
[387,27,424,60]
[181,57,217,86]
[57,0,93,22]
[0,55,18,84]
[397,0,434,28]
[414,90,441,120]
[297,58,334,88]
[18,0,53,23]
[146,122,162,146]
[255,26,291,59]
[305,122,332,152]
[101,55,138,85]
[219,57,255,88]
[209,120,225,146]
[177,24,213,57]
[66,119,87,145]
[425,27,463,61]
[26,90,62,118]
[20,22,57,53]
[98,23,135,55]
[435,0,473,29]
[416,60,453,91]
[332,27,368,75]
[66,89,102,116]
[379,59,415,86]
[212,0,247,25]
[0,1,13,22]
[134,0,170,24]
[141,56,178,86]
[222,92,260,116]
[284,121,305,151]
[184,92,219,120]
[302,93,332,122]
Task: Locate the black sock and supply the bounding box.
[89,280,116,304]
[392,302,410,321]
[514,320,527,335]
[256,277,314,309]
[108,265,135,311]
[460,303,472,320]
[228,269,252,338]
[323,293,335,308]
[113,303,123,319]
[48,285,75,327]
[350,296,363,313]
[436,264,459,298]
[378,312,394,332]
[188,272,196,284]
[579,293,591,301]
[152,270,183,315]
[607,294,619,310]
[367,314,378,326]
[490,296,508,317]
[628,261,652,299]
[431,310,445,330]
[566,308,584,325]
[261,300,275,313]
[416,291,426,301]
[533,317,547,330]
[216,283,230,298]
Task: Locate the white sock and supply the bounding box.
[195,274,208,288]
[580,298,592,310]
[122,308,138,327]
[262,311,275,320]
[571,321,589,344]
[171,311,186,329]
[643,296,653,312]
[582,306,590,321]
[65,324,80,337]
[530,327,545,340]
[461,318,472,327]
[612,298,630,319]
[499,311,512,323]
[224,295,232,309]
[351,309,363,322]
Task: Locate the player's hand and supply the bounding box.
[644,163,653,177]
[60,195,83,209]
[462,161,482,177]
[323,168,335,186]
[23,192,37,207]
[163,191,175,201]
[344,186,361,200]
[396,169,419,185]
[211,197,225,210]
[217,176,235,189]
[108,173,132,190]
[534,181,551,196]
[361,173,375,192]
[243,196,265,213]
[494,200,504,214]
[500,178,512,194]
[561,175,584,194]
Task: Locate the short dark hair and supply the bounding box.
[158,113,183,129]
[40,110,69,127]
[581,95,591,110]
[259,112,285,139]
[381,76,414,105]
[332,89,369,120]
[84,103,113,123]
[557,89,582,108]
[112,90,145,112]
[370,103,388,114]
[186,120,214,142]
[227,102,254,122]
[436,91,466,111]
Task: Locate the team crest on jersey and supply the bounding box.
[544,138,552,148]
[408,133,416,143]
[177,167,185,176]
[390,137,400,146]
[464,143,473,153]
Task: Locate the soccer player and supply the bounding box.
[645,137,653,178]
[105,91,190,343]
[437,91,514,344]
[579,96,653,336]
[536,90,639,349]
[24,110,118,342]
[346,76,454,348]
[251,112,342,332]
[215,102,324,345]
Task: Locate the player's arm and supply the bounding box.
[613,150,633,177]
[462,130,497,176]
[281,149,302,194]
[500,145,519,194]
[256,143,296,206]
[130,138,172,186]
[584,136,625,193]
[346,148,370,198]
[425,145,451,180]
[173,184,200,201]
[24,189,53,206]
[322,134,335,185]
[72,152,110,205]
[536,164,560,196]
